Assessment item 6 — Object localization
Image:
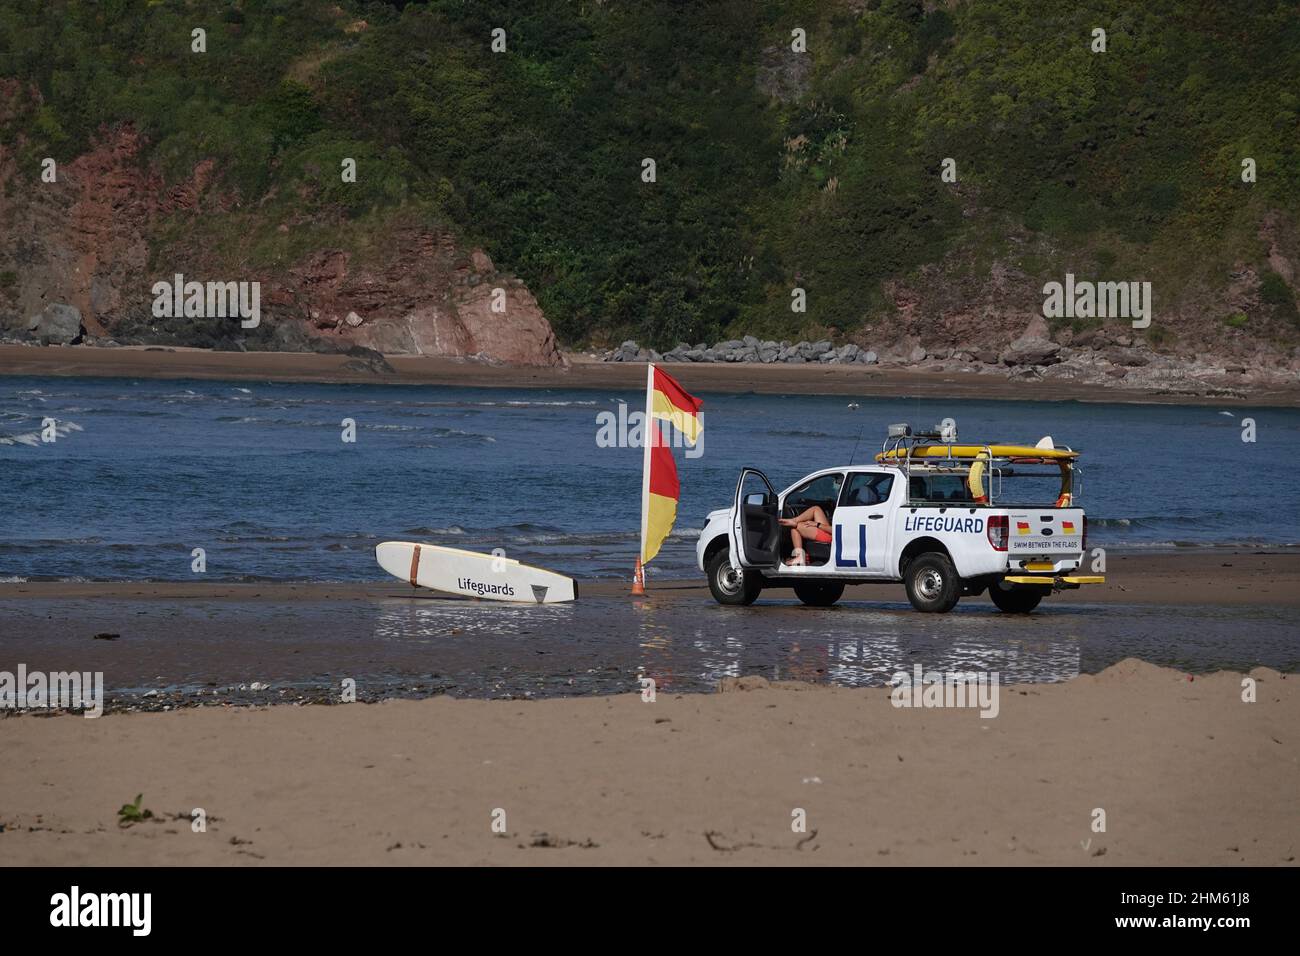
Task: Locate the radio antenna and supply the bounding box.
[848,425,864,465]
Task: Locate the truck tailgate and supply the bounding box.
[1007,508,1084,558]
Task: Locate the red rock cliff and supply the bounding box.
[0,122,563,366]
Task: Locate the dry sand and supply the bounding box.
[2,343,1295,406]
[3,551,1297,607]
[1,660,1294,866]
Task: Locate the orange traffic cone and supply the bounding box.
[631,558,646,596]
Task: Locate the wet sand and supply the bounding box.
[1,549,1296,714]
[4,550,1298,607]
[0,659,1294,865]
[1,343,1294,406]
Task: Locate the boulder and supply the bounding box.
[341,344,396,375]
[1014,315,1051,344]
[27,303,83,344]
[1001,343,1061,366]
[1105,348,1150,367]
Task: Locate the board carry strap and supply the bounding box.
[408,544,422,587]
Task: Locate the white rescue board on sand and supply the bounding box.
[375,542,577,603]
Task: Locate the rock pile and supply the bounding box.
[604,336,878,365]
[596,315,1299,396]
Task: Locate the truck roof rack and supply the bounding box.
[875,422,1080,506]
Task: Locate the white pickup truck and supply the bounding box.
[695,421,1104,613]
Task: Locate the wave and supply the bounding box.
[0,420,83,446]
[214,416,496,441]
[0,536,105,547]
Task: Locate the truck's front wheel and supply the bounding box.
[989,581,1044,614]
[904,553,961,613]
[793,580,845,607]
[706,549,762,606]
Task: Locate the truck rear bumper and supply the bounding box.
[1003,574,1105,589]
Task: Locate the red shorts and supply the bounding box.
[812,528,833,544]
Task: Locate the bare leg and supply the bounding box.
[782,506,818,526]
[785,528,806,565]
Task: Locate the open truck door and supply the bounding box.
[730,468,781,569]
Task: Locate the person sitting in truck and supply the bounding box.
[779,506,833,566]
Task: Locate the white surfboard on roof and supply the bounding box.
[375,541,577,603]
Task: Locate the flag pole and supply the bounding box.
[633,362,654,595]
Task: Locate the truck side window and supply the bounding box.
[841,473,894,506]
[909,475,971,502]
[785,473,843,514]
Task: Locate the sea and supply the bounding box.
[3,376,1298,584]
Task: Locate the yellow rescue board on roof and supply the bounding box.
[876,444,1078,462]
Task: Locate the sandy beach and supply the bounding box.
[2,343,1295,406]
[2,550,1297,865]
[1,659,1294,865]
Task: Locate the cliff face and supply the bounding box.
[272,240,560,366]
[0,123,562,366]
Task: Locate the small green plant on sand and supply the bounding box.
[117,794,154,827]
[1223,312,1248,328]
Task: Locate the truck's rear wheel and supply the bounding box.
[793,580,845,607]
[904,552,961,613]
[706,549,762,606]
[989,581,1044,614]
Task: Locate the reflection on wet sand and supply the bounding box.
[0,591,1292,709]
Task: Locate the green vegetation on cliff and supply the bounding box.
[2,0,1297,348]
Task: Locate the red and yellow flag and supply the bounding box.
[642,422,680,565]
[640,365,703,565]
[649,365,703,442]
